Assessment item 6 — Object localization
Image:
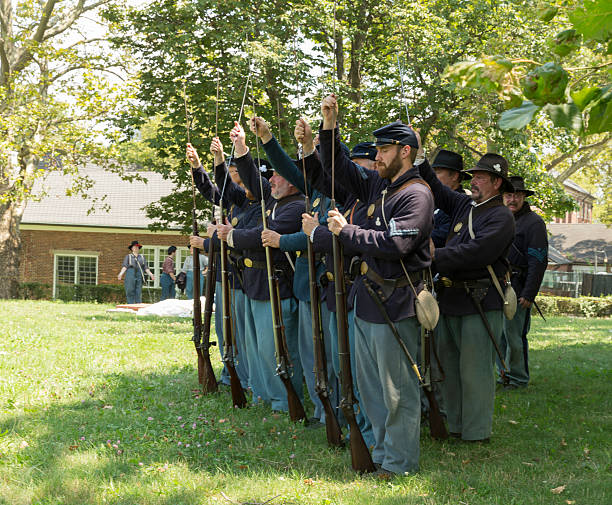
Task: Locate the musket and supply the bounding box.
[251,89,306,422]
[364,277,448,440]
[293,39,343,444]
[467,287,511,385]
[301,145,343,445]
[329,0,375,472]
[184,82,217,393]
[198,235,218,393]
[219,203,248,408]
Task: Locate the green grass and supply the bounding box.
[0,300,610,505]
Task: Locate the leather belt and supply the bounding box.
[361,261,423,289]
[244,258,290,270]
[437,277,491,289]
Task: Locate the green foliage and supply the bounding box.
[552,29,582,57]
[522,62,569,106]
[536,294,612,317]
[498,101,541,129]
[569,0,612,42]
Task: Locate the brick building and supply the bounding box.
[20,165,196,298]
[553,180,595,224]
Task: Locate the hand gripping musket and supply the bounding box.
[215,72,252,409]
[293,41,343,444]
[184,83,217,393]
[251,93,306,422]
[328,1,375,472]
[299,143,344,445]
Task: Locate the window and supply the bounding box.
[53,253,98,297]
[141,245,188,289]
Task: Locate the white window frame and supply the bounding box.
[141,245,188,292]
[53,251,99,298]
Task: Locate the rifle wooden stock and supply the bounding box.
[220,233,247,408]
[270,272,307,422]
[200,229,218,393]
[333,233,376,473]
[423,329,448,440]
[305,202,343,446]
[192,210,218,393]
[260,198,306,422]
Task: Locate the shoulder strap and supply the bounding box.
[467,207,508,304]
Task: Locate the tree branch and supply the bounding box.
[545,135,612,172]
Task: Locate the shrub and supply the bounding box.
[19,283,162,304]
[536,294,612,317]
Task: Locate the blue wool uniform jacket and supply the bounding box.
[507,202,548,302]
[419,159,515,316]
[432,188,470,248]
[231,150,305,301]
[192,164,245,290]
[319,128,434,324]
[303,149,369,312]
[261,136,329,303]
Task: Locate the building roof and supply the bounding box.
[563,179,595,200]
[548,245,572,265]
[22,164,179,229]
[548,223,612,263]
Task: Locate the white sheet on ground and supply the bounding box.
[135,297,212,318]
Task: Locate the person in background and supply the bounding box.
[501,176,548,390]
[181,244,208,299]
[160,245,177,300]
[118,240,154,304]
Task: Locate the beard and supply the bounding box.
[377,151,403,180]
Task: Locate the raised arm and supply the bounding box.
[230,121,271,202]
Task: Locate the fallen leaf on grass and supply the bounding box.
[583,448,591,457]
[102,405,113,409]
[508,420,518,425]
[551,485,566,494]
[566,501,575,504]
[522,462,534,466]
[560,439,567,446]
[303,478,314,485]
[462,459,470,465]
[69,445,78,451]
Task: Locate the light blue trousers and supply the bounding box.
[354,314,421,474]
[244,296,302,411]
[501,305,531,386]
[436,311,503,440]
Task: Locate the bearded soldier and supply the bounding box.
[419,149,515,443]
[321,94,434,476]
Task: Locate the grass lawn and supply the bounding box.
[0,300,610,505]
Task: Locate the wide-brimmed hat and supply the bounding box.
[372,121,418,148]
[128,240,142,250]
[432,149,471,180]
[508,176,535,196]
[465,153,514,193]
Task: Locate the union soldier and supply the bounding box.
[222,121,305,413]
[247,115,338,425]
[321,94,434,476]
[298,125,376,447]
[501,176,548,389]
[430,149,471,248]
[420,148,515,443]
[187,142,251,390]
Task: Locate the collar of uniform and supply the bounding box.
[472,194,501,208]
[387,165,420,190]
[514,201,531,219]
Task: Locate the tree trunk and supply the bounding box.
[0,200,23,298]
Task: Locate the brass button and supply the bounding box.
[367,204,375,217]
[326,271,334,281]
[296,251,302,257]
[343,208,351,218]
[231,217,238,226]
[266,209,271,216]
[453,222,463,233]
[244,258,253,268]
[360,261,369,275]
[312,197,320,208]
